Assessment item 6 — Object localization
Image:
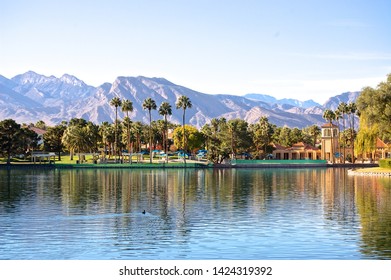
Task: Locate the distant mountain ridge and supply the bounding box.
[0,71,360,129]
[243,93,321,109]
[322,91,361,110]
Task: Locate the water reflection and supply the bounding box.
[0,168,390,259]
[354,176,391,259]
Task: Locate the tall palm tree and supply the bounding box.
[337,102,348,163]
[334,108,342,162]
[176,95,192,163]
[227,120,239,159]
[348,102,357,163]
[308,124,321,147]
[121,99,134,162]
[210,118,221,162]
[110,97,122,161]
[99,121,112,161]
[259,116,271,155]
[132,121,143,152]
[323,109,336,163]
[142,97,157,163]
[158,101,172,163]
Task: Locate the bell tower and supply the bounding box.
[321,123,339,163]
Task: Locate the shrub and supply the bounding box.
[379,159,391,169]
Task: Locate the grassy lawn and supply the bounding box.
[353,167,391,174]
[1,154,200,167]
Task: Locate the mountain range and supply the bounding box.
[0,71,360,129]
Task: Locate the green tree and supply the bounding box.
[355,74,391,161]
[142,97,157,163]
[201,123,213,152]
[201,121,225,163]
[20,127,40,156]
[226,119,252,158]
[176,95,192,163]
[158,101,172,163]
[131,121,144,153]
[62,125,93,162]
[99,121,113,159]
[209,118,222,162]
[355,119,378,162]
[347,102,357,162]
[173,125,204,153]
[357,74,391,142]
[35,120,47,130]
[323,109,337,163]
[0,119,22,164]
[110,97,122,161]
[69,118,87,127]
[290,127,304,145]
[302,125,321,146]
[277,126,291,147]
[334,108,342,162]
[337,102,348,163]
[121,99,134,158]
[43,124,67,160]
[86,121,101,153]
[250,117,274,157]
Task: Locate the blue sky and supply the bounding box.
[1,0,390,103]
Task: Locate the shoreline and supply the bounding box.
[0,161,380,170]
[347,167,391,177]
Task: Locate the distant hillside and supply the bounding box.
[322,91,361,110]
[244,93,320,108]
[0,71,360,129]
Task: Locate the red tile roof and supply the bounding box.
[29,127,47,135]
[321,123,338,128]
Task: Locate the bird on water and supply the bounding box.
[142,210,146,214]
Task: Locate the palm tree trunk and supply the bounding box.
[149,110,152,164]
[351,115,355,163]
[231,130,234,159]
[114,108,117,162]
[182,109,187,164]
[165,115,169,163]
[330,122,334,164]
[342,114,346,164]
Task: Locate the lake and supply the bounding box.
[0,167,390,260]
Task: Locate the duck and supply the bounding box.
[142,210,146,214]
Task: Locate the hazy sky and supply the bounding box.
[1,0,390,103]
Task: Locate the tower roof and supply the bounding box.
[321,123,338,128]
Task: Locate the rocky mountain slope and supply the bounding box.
[0,71,360,129]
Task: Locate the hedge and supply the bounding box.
[379,159,391,169]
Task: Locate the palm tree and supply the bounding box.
[62,125,92,163]
[337,102,348,163]
[158,101,172,163]
[258,116,271,155]
[227,120,236,159]
[176,95,192,163]
[334,108,342,162]
[110,97,122,162]
[323,109,336,163]
[308,124,321,147]
[142,97,157,163]
[99,121,112,161]
[121,99,134,163]
[131,121,143,153]
[347,102,357,163]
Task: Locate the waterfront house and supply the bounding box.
[272,142,321,160]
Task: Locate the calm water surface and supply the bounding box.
[0,168,390,260]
